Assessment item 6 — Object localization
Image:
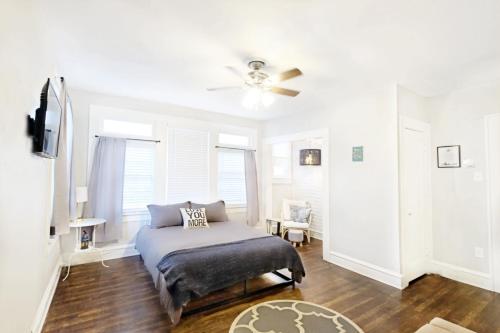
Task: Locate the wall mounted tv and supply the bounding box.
[27,78,62,158]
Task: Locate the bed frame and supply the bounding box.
[182,270,295,316]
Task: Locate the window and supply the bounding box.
[218,149,246,206]
[167,128,210,203]
[272,142,291,183]
[102,119,153,137]
[218,133,250,147]
[122,141,155,215]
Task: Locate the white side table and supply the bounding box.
[63,218,109,281]
[266,217,282,236]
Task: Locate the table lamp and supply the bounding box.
[76,186,88,219]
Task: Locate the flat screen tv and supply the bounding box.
[27,78,62,158]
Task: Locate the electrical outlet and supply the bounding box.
[474,247,484,258]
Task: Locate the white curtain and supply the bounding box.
[52,78,76,235]
[84,137,126,243]
[244,150,259,226]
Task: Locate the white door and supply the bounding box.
[400,117,432,286]
[486,114,500,292]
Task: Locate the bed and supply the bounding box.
[135,221,305,324]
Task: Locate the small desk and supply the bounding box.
[266,217,281,236]
[63,218,109,281]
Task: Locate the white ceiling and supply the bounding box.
[42,0,500,120]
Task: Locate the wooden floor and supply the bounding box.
[43,240,500,333]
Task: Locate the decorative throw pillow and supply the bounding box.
[147,201,191,228]
[191,200,229,222]
[289,205,312,223]
[180,208,209,229]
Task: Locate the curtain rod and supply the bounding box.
[215,145,256,152]
[94,135,160,143]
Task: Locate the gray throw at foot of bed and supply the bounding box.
[156,236,305,323]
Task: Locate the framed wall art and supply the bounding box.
[437,145,461,168]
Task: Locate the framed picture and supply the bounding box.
[437,145,461,168]
[80,226,94,250]
[352,146,363,162]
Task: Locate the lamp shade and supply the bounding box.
[76,186,88,203]
[300,149,321,166]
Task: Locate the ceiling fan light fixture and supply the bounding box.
[242,87,274,109]
[209,59,302,104]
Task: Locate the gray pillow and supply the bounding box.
[147,201,191,228]
[289,205,312,223]
[191,200,229,222]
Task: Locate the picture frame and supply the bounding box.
[437,145,461,168]
[352,146,364,162]
[80,226,94,250]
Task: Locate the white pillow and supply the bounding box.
[180,208,209,229]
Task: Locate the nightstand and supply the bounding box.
[266,217,281,236]
[62,218,109,281]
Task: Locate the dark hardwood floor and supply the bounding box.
[43,240,500,333]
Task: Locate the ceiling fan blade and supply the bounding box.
[206,86,242,91]
[270,87,301,97]
[274,68,303,82]
[225,66,246,80]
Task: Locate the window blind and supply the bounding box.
[122,141,155,215]
[217,149,246,205]
[167,128,210,203]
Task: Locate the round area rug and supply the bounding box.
[229,300,364,333]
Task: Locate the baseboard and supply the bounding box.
[328,251,403,289]
[31,258,62,333]
[63,243,139,266]
[310,229,323,240]
[429,259,493,291]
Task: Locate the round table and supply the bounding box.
[63,218,109,281]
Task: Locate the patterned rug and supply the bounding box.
[229,300,364,333]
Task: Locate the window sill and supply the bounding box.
[226,205,247,211]
[122,213,150,223]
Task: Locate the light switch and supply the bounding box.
[463,158,475,168]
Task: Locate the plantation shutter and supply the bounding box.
[167,128,210,203]
[217,149,247,205]
[122,141,155,215]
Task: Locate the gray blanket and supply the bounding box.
[158,236,305,309]
[136,222,301,322]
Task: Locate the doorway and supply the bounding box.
[262,129,330,260]
[485,114,500,292]
[399,117,432,286]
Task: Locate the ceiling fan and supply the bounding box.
[207,60,303,98]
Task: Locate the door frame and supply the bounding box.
[485,113,500,292]
[399,116,432,287]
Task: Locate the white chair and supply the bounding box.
[280,199,313,243]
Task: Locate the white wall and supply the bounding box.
[428,83,500,274]
[397,83,500,289]
[263,86,402,279]
[397,86,431,123]
[62,89,262,257]
[0,1,61,332]
[272,184,292,217]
